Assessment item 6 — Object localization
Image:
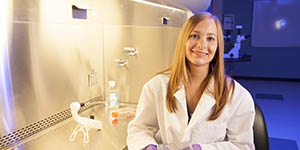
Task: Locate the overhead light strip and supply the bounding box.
[132,0,185,12]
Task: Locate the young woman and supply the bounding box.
[127,12,255,150]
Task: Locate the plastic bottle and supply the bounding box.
[106,81,119,109]
[106,81,119,125]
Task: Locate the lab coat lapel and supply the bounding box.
[188,77,216,127]
[174,85,189,123]
[174,84,187,109]
[173,79,216,142]
[188,94,216,127]
[173,85,189,133]
[181,94,216,141]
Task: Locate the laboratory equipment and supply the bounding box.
[69,102,102,143]
[105,80,120,125]
[224,25,250,58]
[105,81,119,109]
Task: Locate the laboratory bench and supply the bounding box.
[5,104,136,150]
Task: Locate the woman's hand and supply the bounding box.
[192,144,202,150]
[144,144,157,150]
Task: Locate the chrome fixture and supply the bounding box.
[116,47,138,67]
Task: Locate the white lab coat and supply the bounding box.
[127,74,255,150]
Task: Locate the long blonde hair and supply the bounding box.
[159,12,235,120]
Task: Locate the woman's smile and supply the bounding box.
[191,50,208,57]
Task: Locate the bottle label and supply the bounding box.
[109,93,118,107]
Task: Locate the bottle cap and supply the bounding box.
[108,81,115,87]
[112,119,118,125]
[111,112,119,118]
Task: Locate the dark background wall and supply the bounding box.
[223,0,300,79]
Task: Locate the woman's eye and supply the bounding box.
[207,37,215,41]
[189,34,199,39]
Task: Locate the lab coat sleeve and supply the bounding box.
[200,92,256,150]
[127,83,159,150]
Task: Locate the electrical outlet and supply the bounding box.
[88,72,98,86]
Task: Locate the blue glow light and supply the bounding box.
[0,0,17,133]
[275,19,287,30]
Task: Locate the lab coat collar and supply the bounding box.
[173,78,217,141]
[181,93,216,141]
[189,77,216,123]
[187,94,216,126]
[173,77,215,108]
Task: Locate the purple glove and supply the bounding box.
[144,144,157,150]
[192,144,202,150]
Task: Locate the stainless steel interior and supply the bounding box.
[1,0,191,148]
[6,103,135,150]
[0,96,103,149]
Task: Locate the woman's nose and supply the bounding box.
[196,37,207,49]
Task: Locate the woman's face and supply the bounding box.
[185,18,218,68]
